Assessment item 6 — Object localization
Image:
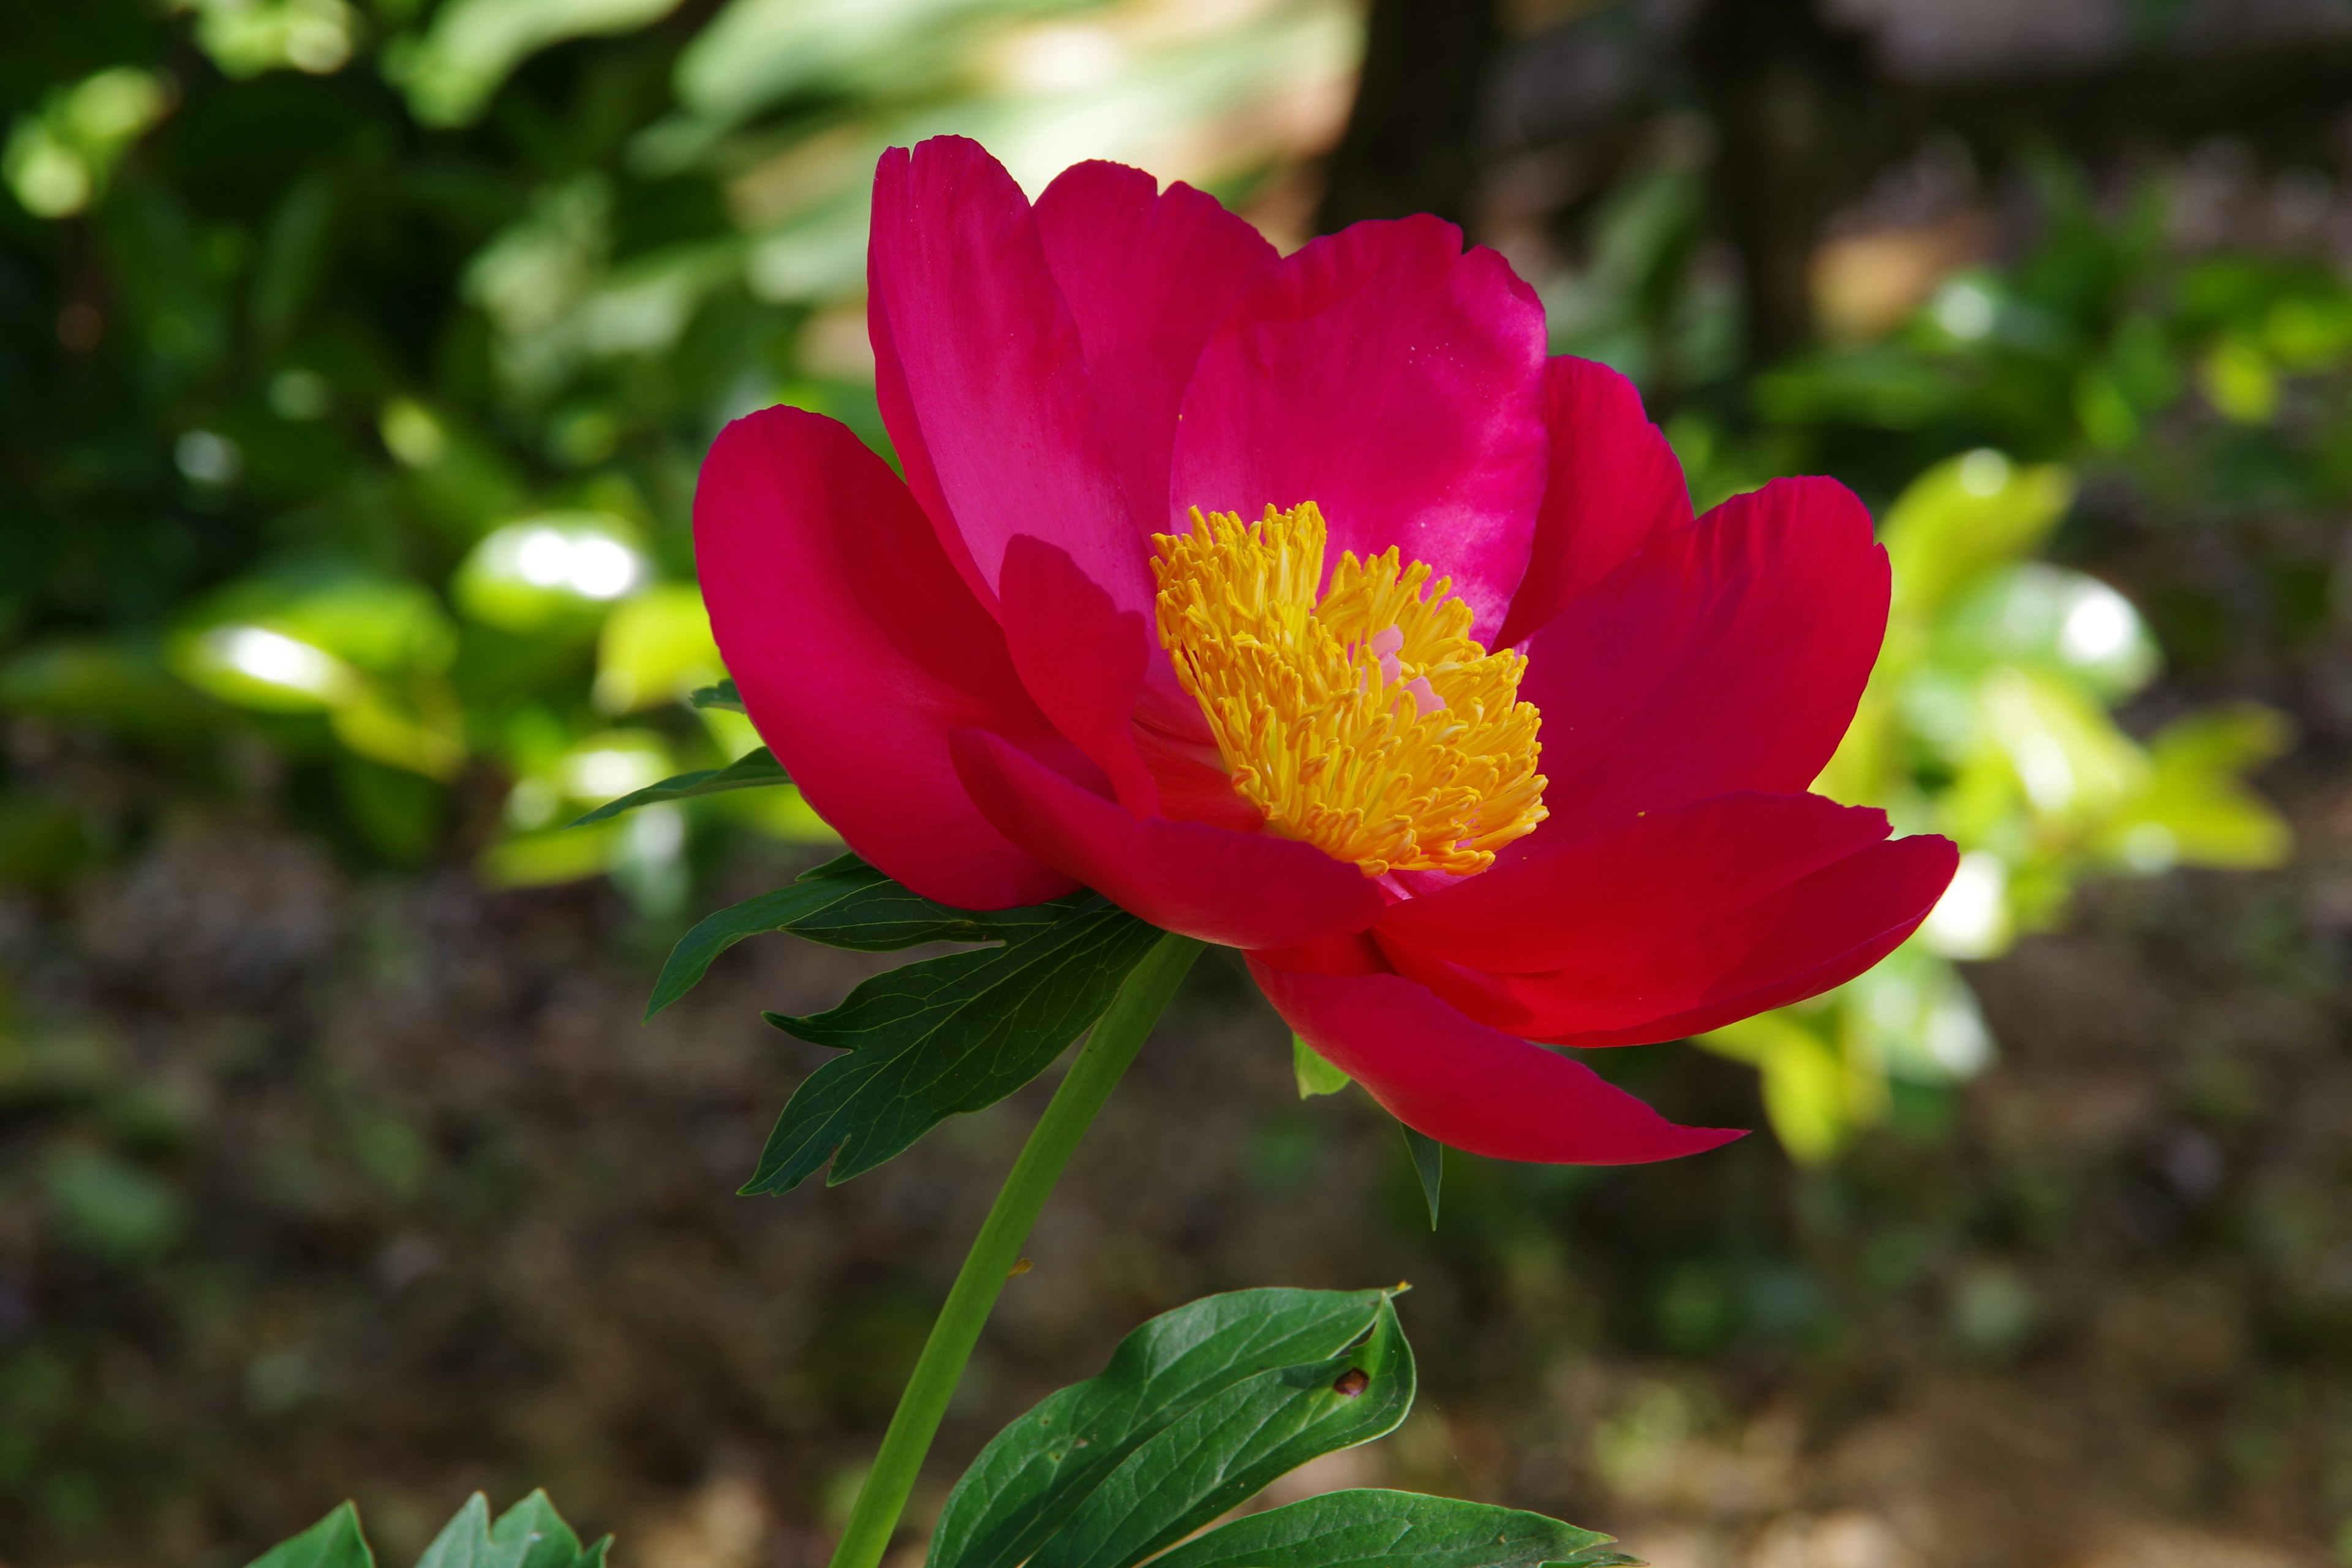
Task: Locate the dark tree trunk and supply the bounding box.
[1690,0,1891,365]
[1315,0,1502,233]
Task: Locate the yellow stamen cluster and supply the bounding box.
[1152,502,1547,878]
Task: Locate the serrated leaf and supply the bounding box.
[1023,1299,1416,1568]
[688,677,744,712]
[929,1288,1397,1568]
[415,1491,608,1568]
[1398,1123,1443,1229]
[744,895,1161,1191]
[1294,1034,1352,1099]
[648,854,1080,1017]
[1146,1490,1636,1568]
[246,1502,375,1568]
[568,746,789,825]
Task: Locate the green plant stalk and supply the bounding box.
[826,930,1207,1568]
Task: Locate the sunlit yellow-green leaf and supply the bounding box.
[1697,1012,1865,1166]
[170,623,358,714]
[390,0,685,127]
[176,0,356,78]
[4,67,170,218]
[1292,1035,1351,1099]
[1975,666,2147,826]
[554,729,673,806]
[1915,850,2012,960]
[2098,704,2293,872]
[2264,292,2352,370]
[329,688,467,780]
[1935,564,2157,701]
[1881,450,2076,624]
[2198,333,2280,423]
[1841,943,1991,1080]
[478,821,622,889]
[718,783,843,845]
[595,584,722,712]
[456,514,646,632]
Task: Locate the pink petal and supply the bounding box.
[1519,475,1888,839]
[949,728,1384,949]
[1493,356,1694,650]
[1377,792,1893,972]
[998,535,1160,816]
[695,405,1079,910]
[1170,216,1550,644]
[1381,832,1958,1047]
[1248,959,1743,1164]
[1033,160,1277,532]
[867,137,1152,618]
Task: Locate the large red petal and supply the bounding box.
[1033,160,1276,533]
[1520,475,1888,839]
[1377,792,1891,973]
[1381,833,1957,1047]
[998,536,1159,816]
[1170,215,1550,644]
[949,728,1383,949]
[695,405,1077,910]
[867,137,1152,618]
[1494,356,1694,650]
[1248,959,1743,1164]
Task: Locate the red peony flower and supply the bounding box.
[695,137,1958,1167]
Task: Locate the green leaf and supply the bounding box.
[929,1288,1398,1568]
[1146,1491,1635,1568]
[246,1502,374,1568]
[568,746,788,826]
[744,894,1162,1191]
[1398,1123,1444,1229]
[647,854,1090,1018]
[415,1491,610,1568]
[248,1494,606,1568]
[688,677,744,712]
[1022,1297,1415,1568]
[1293,1034,1352,1099]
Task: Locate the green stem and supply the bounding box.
[826,930,1207,1568]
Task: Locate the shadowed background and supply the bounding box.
[7,2,2352,1566]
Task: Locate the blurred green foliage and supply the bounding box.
[0,0,1351,914]
[1702,451,2290,1162]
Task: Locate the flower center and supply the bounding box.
[1150,502,1548,878]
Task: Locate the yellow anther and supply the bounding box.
[1150,503,1547,878]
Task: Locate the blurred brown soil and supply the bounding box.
[2,755,2350,1568]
